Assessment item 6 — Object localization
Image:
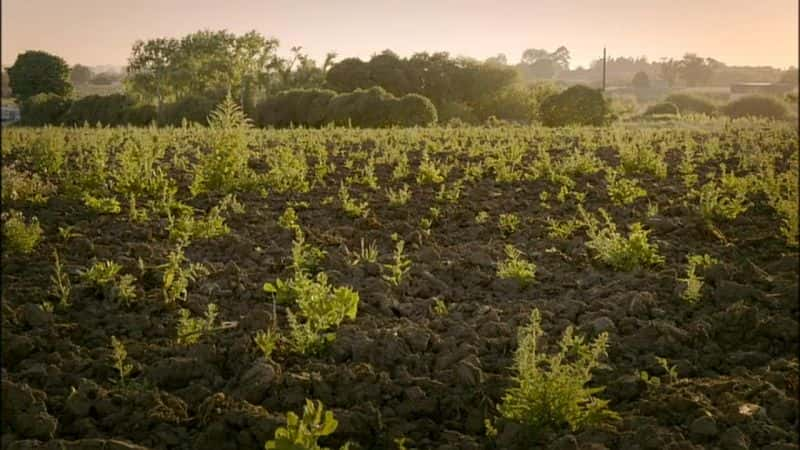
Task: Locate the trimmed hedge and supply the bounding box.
[644,102,679,116]
[539,85,609,127]
[62,94,156,126]
[663,93,716,115]
[158,95,218,126]
[20,93,71,126]
[722,95,789,120]
[256,86,437,128]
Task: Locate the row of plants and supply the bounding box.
[2,104,797,447]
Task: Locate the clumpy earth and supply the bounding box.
[2,123,798,449]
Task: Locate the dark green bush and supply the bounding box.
[256,89,337,127]
[159,95,217,126]
[20,93,72,126]
[62,94,144,126]
[539,84,609,127]
[644,102,679,116]
[256,86,437,128]
[393,93,437,126]
[664,93,717,115]
[722,95,789,120]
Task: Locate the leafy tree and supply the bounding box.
[631,71,650,89]
[539,84,609,127]
[1,69,10,97]
[779,67,798,85]
[658,58,680,87]
[126,38,179,112]
[485,53,508,66]
[678,53,717,87]
[7,51,73,100]
[518,46,570,79]
[325,57,371,92]
[70,64,93,85]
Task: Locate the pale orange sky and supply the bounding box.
[2,0,798,69]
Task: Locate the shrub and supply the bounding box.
[498,308,619,435]
[20,93,72,125]
[643,102,679,116]
[393,93,437,126]
[62,94,139,126]
[159,95,217,126]
[256,88,337,127]
[2,210,42,254]
[266,399,350,450]
[539,85,609,127]
[631,71,650,89]
[257,86,435,128]
[722,95,789,120]
[664,93,716,115]
[581,208,664,271]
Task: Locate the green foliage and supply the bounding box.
[49,250,72,307]
[177,303,219,345]
[497,245,537,286]
[631,71,650,89]
[266,399,350,450]
[582,208,664,271]
[190,94,254,195]
[80,260,138,305]
[617,143,667,179]
[83,193,122,214]
[8,50,73,101]
[338,183,369,218]
[678,254,718,303]
[432,298,449,316]
[110,336,134,385]
[2,166,55,204]
[722,95,789,120]
[2,210,42,255]
[498,309,619,435]
[605,170,647,205]
[475,211,490,224]
[279,207,301,233]
[386,184,412,207]
[263,239,359,354]
[20,93,72,125]
[546,217,582,240]
[498,213,521,236]
[160,247,208,304]
[290,231,327,274]
[256,87,437,128]
[62,94,155,126]
[643,102,679,116]
[694,168,752,223]
[664,93,716,115]
[345,238,378,266]
[254,329,280,360]
[159,95,218,126]
[539,85,609,127]
[762,164,799,247]
[168,205,230,244]
[382,240,411,287]
[415,151,445,184]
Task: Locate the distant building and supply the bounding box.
[730,82,794,97]
[1,104,20,125]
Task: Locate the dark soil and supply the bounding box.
[2,126,798,450]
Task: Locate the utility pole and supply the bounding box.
[602,47,607,91]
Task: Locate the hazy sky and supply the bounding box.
[2,0,798,69]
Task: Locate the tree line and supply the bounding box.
[4,29,797,127]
